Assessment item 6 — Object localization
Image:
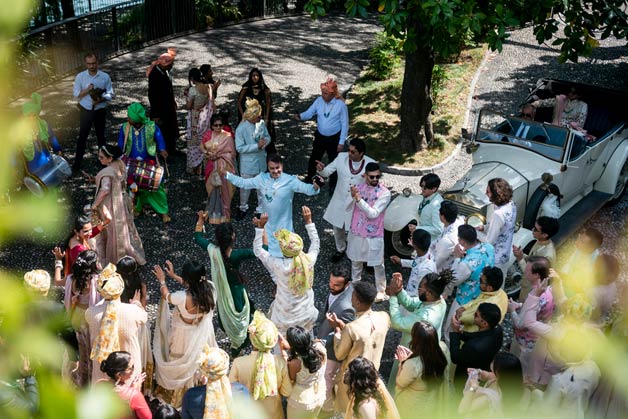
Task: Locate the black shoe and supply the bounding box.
[331,250,346,263]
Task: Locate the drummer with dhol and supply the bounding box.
[118,102,171,223]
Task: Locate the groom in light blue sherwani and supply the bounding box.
[225,154,320,256]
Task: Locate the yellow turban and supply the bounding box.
[274,229,314,296]
[242,98,262,122]
[91,263,125,363]
[198,344,232,419]
[96,263,125,300]
[248,311,278,400]
[23,269,50,294]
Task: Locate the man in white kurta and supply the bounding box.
[225,154,320,257]
[430,200,464,272]
[316,138,374,263]
[346,162,391,301]
[235,98,271,216]
[252,207,320,336]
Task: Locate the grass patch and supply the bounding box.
[347,45,487,168]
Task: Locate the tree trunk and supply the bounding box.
[399,43,435,152]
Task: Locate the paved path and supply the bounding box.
[4,17,628,382]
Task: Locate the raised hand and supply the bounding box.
[302,206,312,224]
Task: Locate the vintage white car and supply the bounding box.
[384,79,628,294]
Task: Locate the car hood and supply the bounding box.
[444,162,529,208]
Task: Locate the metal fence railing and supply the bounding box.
[18,0,301,95]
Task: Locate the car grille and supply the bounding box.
[452,201,483,218]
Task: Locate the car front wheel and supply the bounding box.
[384,227,414,258]
[608,158,628,205]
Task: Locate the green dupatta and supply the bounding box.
[207,243,250,349]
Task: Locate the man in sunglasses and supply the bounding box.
[316,137,375,263]
[346,162,391,302]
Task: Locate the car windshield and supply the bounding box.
[475,110,568,162]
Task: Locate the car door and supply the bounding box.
[558,132,596,204]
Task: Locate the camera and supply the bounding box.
[89,87,105,102]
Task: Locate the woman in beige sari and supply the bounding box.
[91,145,145,266]
[201,114,236,224]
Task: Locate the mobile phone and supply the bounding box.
[313,175,325,187]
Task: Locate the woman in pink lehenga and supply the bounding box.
[201,114,236,224]
[91,145,146,266]
[185,68,213,174]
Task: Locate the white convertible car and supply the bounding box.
[384,79,628,294]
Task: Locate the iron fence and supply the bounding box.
[18,0,300,95]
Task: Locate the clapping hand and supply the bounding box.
[302,206,312,224]
[386,272,403,296]
[326,312,346,333]
[253,213,269,229]
[512,245,524,261]
[152,265,166,283]
[350,185,361,202]
[507,297,522,313]
[394,345,413,363]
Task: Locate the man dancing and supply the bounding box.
[316,137,374,263]
[117,102,171,223]
[225,154,319,257]
[346,162,391,302]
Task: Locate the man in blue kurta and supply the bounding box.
[117,102,171,223]
[225,154,320,257]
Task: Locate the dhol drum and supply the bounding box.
[23,154,72,196]
[124,158,164,192]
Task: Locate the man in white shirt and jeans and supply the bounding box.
[72,53,114,172]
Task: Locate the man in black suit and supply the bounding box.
[450,302,503,392]
[147,48,180,155]
[316,264,355,417]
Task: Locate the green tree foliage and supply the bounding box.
[0,2,124,418]
[305,0,628,151]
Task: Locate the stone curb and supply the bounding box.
[379,47,492,176]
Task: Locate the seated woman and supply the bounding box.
[532,86,594,140]
[152,260,217,407]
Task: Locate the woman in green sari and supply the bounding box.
[194,210,256,355]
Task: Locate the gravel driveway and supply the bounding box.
[3,17,627,383]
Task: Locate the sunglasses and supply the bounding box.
[212,124,223,127]
[368,175,382,180]
[523,113,534,118]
